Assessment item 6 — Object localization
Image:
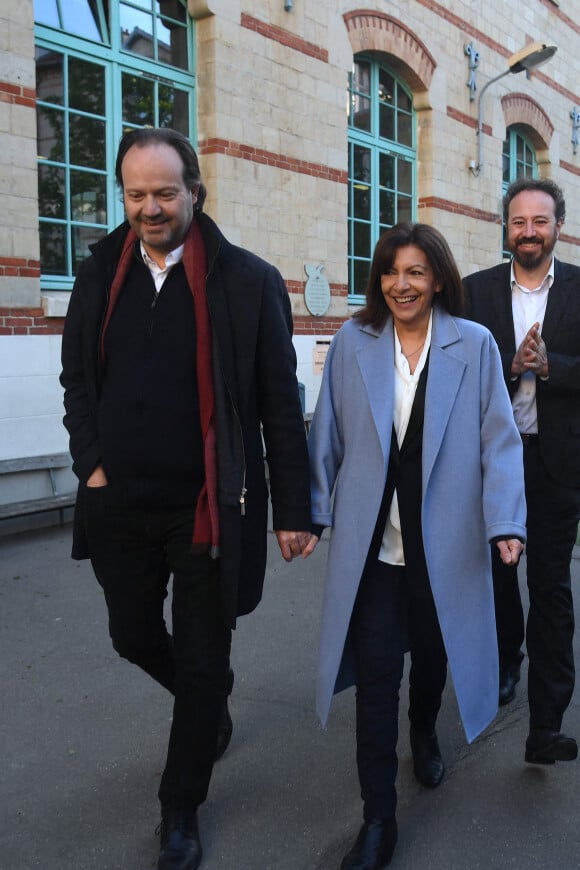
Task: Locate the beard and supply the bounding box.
[510,232,558,271]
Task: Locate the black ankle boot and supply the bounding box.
[410,726,445,788]
[340,818,398,870]
[157,810,202,870]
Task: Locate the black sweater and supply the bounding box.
[98,251,204,506]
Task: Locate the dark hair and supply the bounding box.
[502,177,565,225]
[115,127,207,213]
[355,222,464,330]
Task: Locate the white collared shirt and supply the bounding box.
[379,312,433,566]
[140,242,184,293]
[510,258,553,434]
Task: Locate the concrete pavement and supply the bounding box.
[1,523,579,869]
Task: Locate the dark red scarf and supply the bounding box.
[100,220,220,556]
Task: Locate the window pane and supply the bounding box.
[352,144,371,184]
[379,152,395,189]
[70,171,107,223]
[40,223,67,275]
[353,186,370,220]
[353,221,371,261]
[35,0,60,28]
[72,226,107,274]
[121,5,154,57]
[351,93,371,131]
[397,111,412,147]
[37,106,65,162]
[36,47,64,105]
[378,70,395,105]
[158,19,188,69]
[397,195,412,223]
[159,85,189,133]
[158,0,186,23]
[379,104,395,141]
[379,189,395,227]
[353,260,370,297]
[38,165,65,219]
[397,159,412,193]
[61,0,103,41]
[397,83,412,113]
[69,115,106,169]
[122,73,155,126]
[68,58,105,115]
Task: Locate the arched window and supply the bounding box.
[502,126,537,257]
[347,57,416,301]
[35,0,196,288]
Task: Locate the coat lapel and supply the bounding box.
[490,264,517,351]
[355,323,395,463]
[422,308,466,488]
[542,259,573,345]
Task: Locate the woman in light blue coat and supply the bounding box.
[303,224,526,870]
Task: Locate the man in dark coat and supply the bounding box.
[60,127,311,870]
[464,177,580,767]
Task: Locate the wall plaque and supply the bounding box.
[304,263,331,316]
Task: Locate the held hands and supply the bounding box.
[275,530,318,561]
[496,538,524,565]
[511,322,548,378]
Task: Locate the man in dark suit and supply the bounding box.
[464,177,580,765]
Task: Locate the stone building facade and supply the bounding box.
[1,0,579,483]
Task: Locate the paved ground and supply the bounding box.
[1,523,580,869]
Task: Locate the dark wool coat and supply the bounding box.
[60,213,311,627]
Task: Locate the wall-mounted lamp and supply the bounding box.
[469,41,557,177]
[284,0,293,10]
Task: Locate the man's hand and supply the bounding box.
[87,465,108,487]
[275,530,313,561]
[496,538,524,565]
[511,321,549,378]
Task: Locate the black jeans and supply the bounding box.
[84,486,232,812]
[350,558,447,821]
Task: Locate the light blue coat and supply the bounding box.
[309,307,527,743]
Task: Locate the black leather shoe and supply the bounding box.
[410,727,445,788]
[340,818,397,870]
[157,811,202,870]
[525,730,578,765]
[215,667,234,762]
[498,661,521,706]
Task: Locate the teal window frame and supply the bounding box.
[502,127,537,257]
[35,0,196,291]
[347,56,416,303]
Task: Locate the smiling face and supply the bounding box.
[121,142,198,262]
[506,189,561,274]
[380,244,441,334]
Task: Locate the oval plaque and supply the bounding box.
[304,263,331,316]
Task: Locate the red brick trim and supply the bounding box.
[287,280,348,297]
[0,81,36,109]
[501,93,554,147]
[198,138,347,184]
[0,258,41,278]
[0,308,64,335]
[344,10,436,91]
[418,196,500,224]
[537,0,580,37]
[293,316,345,335]
[559,232,580,247]
[560,159,580,178]
[447,106,492,137]
[241,13,328,62]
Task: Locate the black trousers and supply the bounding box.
[350,558,447,821]
[493,438,580,731]
[84,486,232,812]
